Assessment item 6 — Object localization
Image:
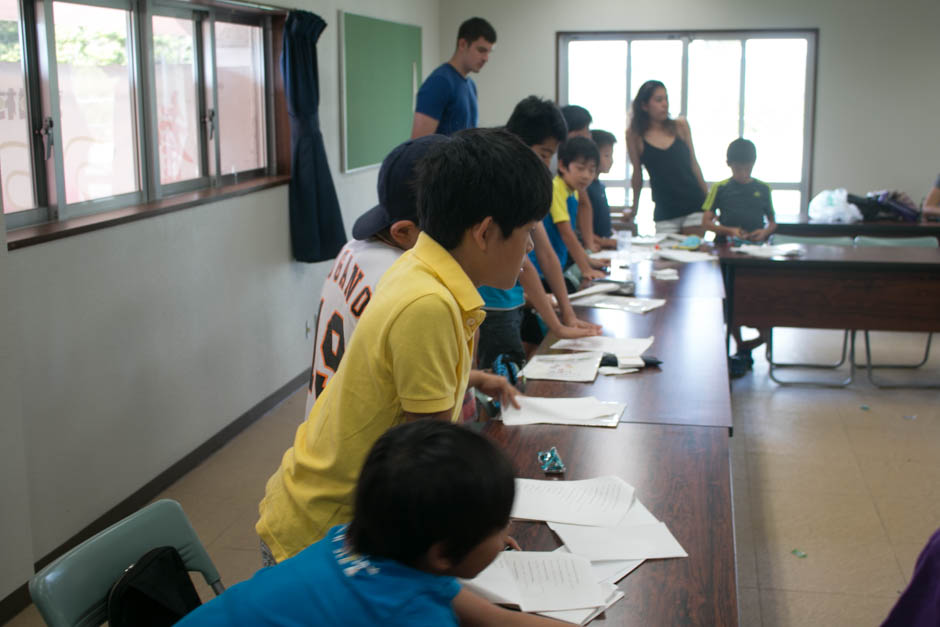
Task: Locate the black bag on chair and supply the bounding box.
[107,546,202,627]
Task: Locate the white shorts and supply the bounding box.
[655,212,703,234]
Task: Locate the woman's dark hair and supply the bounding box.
[457,17,496,45]
[416,128,552,250]
[560,105,592,134]
[726,138,757,164]
[628,80,675,137]
[506,96,568,146]
[558,136,600,168]
[590,129,617,149]
[347,421,516,566]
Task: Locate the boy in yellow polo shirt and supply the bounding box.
[257,128,552,564]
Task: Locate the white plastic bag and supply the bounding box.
[808,188,862,223]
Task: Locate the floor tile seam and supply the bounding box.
[754,585,901,600]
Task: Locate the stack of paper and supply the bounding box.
[651,268,679,280]
[734,243,803,258]
[519,352,602,382]
[476,476,687,624]
[501,396,626,428]
[568,282,621,300]
[572,294,666,314]
[551,336,653,368]
[655,249,714,263]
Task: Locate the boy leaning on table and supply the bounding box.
[179,421,565,626]
[702,138,776,377]
[255,128,548,567]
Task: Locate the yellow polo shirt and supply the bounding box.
[256,233,485,562]
[549,175,577,224]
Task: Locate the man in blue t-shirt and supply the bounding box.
[411,18,496,138]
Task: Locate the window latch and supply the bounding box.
[37,116,54,160]
[203,109,216,141]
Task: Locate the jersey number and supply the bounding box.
[315,311,345,397]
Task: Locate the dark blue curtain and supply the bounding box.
[281,11,346,262]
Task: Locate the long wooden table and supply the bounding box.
[484,420,738,626]
[483,252,738,625]
[775,218,940,243]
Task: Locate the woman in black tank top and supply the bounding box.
[626,80,708,233]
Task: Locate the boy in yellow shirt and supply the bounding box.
[256,128,552,564]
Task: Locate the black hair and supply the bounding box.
[457,17,496,45]
[506,96,567,147]
[727,138,757,164]
[560,105,592,134]
[558,136,600,168]
[628,80,675,137]
[348,421,515,566]
[416,128,552,250]
[590,129,617,148]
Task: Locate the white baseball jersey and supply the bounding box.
[304,239,403,418]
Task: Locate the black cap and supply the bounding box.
[352,135,450,240]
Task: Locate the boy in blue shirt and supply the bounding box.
[587,129,619,249]
[530,137,606,289]
[477,96,601,368]
[702,138,776,374]
[181,421,562,626]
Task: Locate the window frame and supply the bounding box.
[4,0,282,233]
[557,29,818,221]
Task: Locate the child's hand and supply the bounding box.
[561,312,602,335]
[728,227,748,239]
[747,228,771,242]
[582,267,607,281]
[551,322,601,339]
[474,372,522,409]
[587,257,608,270]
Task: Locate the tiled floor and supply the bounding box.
[9,329,940,626]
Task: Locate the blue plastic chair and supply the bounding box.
[29,499,224,626]
[763,235,856,386]
[852,236,938,388]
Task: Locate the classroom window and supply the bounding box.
[5,0,276,231]
[0,0,36,214]
[558,30,816,230]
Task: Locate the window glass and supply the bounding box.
[630,40,682,120]
[215,21,265,174]
[771,189,801,220]
[153,15,199,185]
[687,40,741,183]
[53,1,139,203]
[0,0,35,212]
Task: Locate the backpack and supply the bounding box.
[106,546,202,627]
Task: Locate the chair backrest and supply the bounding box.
[770,234,855,246]
[29,499,222,627]
[854,235,939,248]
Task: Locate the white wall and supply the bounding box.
[439,0,940,200]
[0,0,438,591]
[0,211,35,600]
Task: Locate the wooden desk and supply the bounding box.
[718,244,940,332]
[775,219,940,243]
[484,421,738,626]
[536,296,732,429]
[628,257,726,300]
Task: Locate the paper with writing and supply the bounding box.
[512,476,635,526]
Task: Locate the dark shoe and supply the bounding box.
[729,355,749,378]
[734,350,754,368]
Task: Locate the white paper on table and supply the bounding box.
[551,336,654,358]
[519,352,602,382]
[734,243,803,258]
[569,282,620,300]
[651,268,679,280]
[598,366,639,376]
[537,583,624,625]
[574,295,666,314]
[631,234,668,245]
[549,521,688,561]
[554,545,644,585]
[618,499,660,527]
[512,476,636,526]
[617,356,645,368]
[501,396,625,428]
[462,551,607,612]
[655,248,714,263]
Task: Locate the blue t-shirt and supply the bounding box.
[587,179,613,238]
[177,525,460,627]
[478,284,525,311]
[530,187,579,275]
[415,63,478,136]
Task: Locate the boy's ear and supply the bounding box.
[424,541,454,574]
[469,216,494,251]
[388,220,419,250]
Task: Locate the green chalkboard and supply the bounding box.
[341,12,422,171]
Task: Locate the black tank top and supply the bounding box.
[641,137,706,221]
